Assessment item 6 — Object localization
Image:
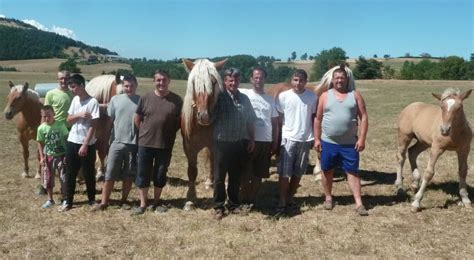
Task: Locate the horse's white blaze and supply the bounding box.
[446,98,455,112]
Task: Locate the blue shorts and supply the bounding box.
[320,140,359,174]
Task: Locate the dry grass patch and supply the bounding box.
[0,75,473,258]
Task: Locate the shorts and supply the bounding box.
[278,138,312,178]
[104,142,138,181]
[42,155,66,189]
[320,140,359,174]
[135,146,172,188]
[242,141,272,179]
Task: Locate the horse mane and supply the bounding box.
[441,88,460,100]
[11,85,40,101]
[314,65,356,96]
[85,75,117,103]
[182,59,223,137]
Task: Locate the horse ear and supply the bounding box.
[432,92,442,100]
[214,59,227,71]
[22,82,29,93]
[8,81,14,88]
[460,89,472,100]
[183,59,194,73]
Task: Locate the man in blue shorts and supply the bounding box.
[313,65,369,216]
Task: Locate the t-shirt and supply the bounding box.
[108,94,140,145]
[136,91,183,149]
[44,88,73,126]
[276,89,317,142]
[37,121,69,156]
[67,96,100,145]
[240,88,278,142]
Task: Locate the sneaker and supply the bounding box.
[41,200,55,209]
[214,209,225,220]
[154,205,169,214]
[355,205,369,216]
[91,203,107,212]
[323,200,334,210]
[131,207,146,216]
[120,201,132,210]
[58,201,72,212]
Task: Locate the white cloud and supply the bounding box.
[0,14,6,18]
[52,25,76,39]
[22,19,75,39]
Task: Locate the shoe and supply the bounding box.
[131,207,146,216]
[229,207,242,215]
[58,201,72,212]
[91,203,107,212]
[241,203,255,212]
[88,200,97,206]
[154,205,168,213]
[214,209,225,220]
[147,204,157,211]
[41,200,55,209]
[355,205,369,216]
[120,201,132,210]
[36,185,47,195]
[323,200,334,210]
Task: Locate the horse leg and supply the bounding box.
[34,145,41,179]
[313,150,322,181]
[20,134,30,178]
[183,140,198,211]
[395,134,411,191]
[411,148,443,212]
[457,149,471,208]
[205,147,214,190]
[407,141,428,192]
[95,140,107,181]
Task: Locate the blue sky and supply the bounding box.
[1,0,472,60]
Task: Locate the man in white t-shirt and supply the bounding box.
[275,69,317,214]
[59,74,100,212]
[239,68,279,210]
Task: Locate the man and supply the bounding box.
[59,74,100,212]
[44,70,74,128]
[239,67,278,209]
[275,69,317,214]
[133,70,183,215]
[313,65,369,216]
[93,74,140,211]
[212,67,256,220]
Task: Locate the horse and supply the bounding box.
[3,81,42,178]
[266,65,356,177]
[181,58,226,210]
[395,88,472,212]
[85,74,123,180]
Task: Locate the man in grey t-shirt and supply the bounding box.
[93,75,140,211]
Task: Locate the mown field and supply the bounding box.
[0,69,473,258]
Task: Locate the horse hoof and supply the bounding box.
[95,173,104,181]
[396,188,407,198]
[183,201,195,211]
[21,172,29,178]
[34,172,41,179]
[410,185,419,193]
[410,206,421,213]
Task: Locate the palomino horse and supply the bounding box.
[266,65,356,177]
[396,88,472,212]
[85,74,123,180]
[181,58,226,210]
[3,82,42,178]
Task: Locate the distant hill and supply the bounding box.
[0,17,118,60]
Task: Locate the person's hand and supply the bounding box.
[40,158,45,166]
[78,144,88,157]
[355,139,365,152]
[247,140,255,153]
[80,111,91,120]
[313,139,321,152]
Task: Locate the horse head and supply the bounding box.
[4,82,30,120]
[182,58,226,136]
[432,88,472,136]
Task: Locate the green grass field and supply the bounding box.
[1,69,473,258]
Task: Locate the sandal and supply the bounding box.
[323,200,334,210]
[355,205,369,216]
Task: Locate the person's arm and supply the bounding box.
[134,113,142,129]
[354,90,368,152]
[246,99,256,153]
[38,141,46,166]
[270,116,279,155]
[78,119,96,157]
[313,92,326,152]
[67,111,91,125]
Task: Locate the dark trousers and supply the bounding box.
[135,146,172,188]
[64,141,96,204]
[213,140,245,210]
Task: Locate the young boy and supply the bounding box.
[36,105,69,209]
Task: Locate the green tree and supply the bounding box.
[310,47,347,81]
[300,53,308,60]
[399,61,415,80]
[59,58,81,73]
[353,56,383,79]
[291,51,297,61]
[438,56,467,80]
